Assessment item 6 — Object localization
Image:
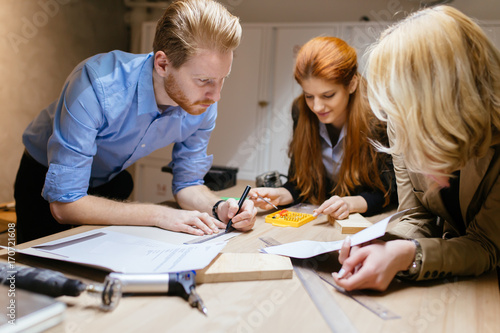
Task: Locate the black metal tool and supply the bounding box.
[0,263,121,311]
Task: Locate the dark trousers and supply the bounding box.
[14,151,133,244]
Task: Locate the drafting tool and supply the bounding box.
[316,274,400,320]
[259,237,356,333]
[183,229,238,244]
[265,209,316,227]
[259,237,400,321]
[292,258,358,333]
[256,195,279,210]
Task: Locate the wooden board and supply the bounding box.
[195,252,293,283]
[329,213,374,234]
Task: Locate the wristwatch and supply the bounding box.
[212,200,225,221]
[396,239,422,280]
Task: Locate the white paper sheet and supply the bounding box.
[17,229,227,273]
[261,209,411,259]
[104,225,240,245]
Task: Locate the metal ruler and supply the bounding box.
[259,237,400,323]
[316,273,400,320]
[291,256,359,333]
[184,231,230,244]
[184,230,239,245]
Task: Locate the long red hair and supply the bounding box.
[290,36,390,205]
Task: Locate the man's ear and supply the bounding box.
[348,74,359,94]
[154,51,170,77]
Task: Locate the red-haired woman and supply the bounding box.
[250,36,396,219]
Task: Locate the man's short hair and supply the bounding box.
[153,0,242,68]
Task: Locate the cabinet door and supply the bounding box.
[208,26,274,180]
[267,26,340,175]
[134,156,174,203]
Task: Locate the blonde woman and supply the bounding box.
[334,5,500,291]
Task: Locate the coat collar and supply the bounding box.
[460,147,496,221]
[460,133,500,221]
[416,137,499,225]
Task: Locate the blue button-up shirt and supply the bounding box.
[23,50,215,203]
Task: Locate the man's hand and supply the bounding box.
[216,198,257,232]
[174,184,257,233]
[332,239,416,291]
[155,208,226,236]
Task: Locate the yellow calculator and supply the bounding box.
[265,209,316,228]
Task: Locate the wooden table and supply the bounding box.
[0,202,16,234]
[2,181,499,333]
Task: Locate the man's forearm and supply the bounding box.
[174,185,219,215]
[50,195,166,227]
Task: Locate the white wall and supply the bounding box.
[224,0,500,23]
[0,0,128,203]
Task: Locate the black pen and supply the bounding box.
[225,185,251,233]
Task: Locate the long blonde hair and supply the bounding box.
[153,0,241,68]
[291,36,390,205]
[367,5,500,178]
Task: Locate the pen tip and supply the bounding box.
[199,304,208,316]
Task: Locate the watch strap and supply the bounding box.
[396,239,422,280]
[212,200,225,221]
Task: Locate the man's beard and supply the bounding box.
[164,74,214,115]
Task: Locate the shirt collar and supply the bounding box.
[137,53,159,116]
[319,122,347,148]
[159,105,185,118]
